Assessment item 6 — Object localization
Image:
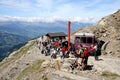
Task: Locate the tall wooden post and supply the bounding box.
[68,21,71,51]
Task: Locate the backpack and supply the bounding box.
[82,50,89,58]
[79,48,84,57]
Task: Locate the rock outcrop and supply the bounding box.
[72,10,120,57]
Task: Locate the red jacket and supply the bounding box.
[91,46,95,52]
[62,47,66,54]
[82,49,89,58]
[54,42,59,48]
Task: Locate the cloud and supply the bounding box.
[0,0,33,11]
[35,0,53,9]
[0,0,119,12]
[0,0,119,21]
[0,15,97,23]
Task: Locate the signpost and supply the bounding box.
[68,21,71,51]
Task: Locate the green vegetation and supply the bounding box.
[0,57,14,68]
[101,71,120,79]
[17,60,44,80]
[13,41,35,58]
[0,41,35,67]
[0,31,30,61]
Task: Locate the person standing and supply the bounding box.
[61,46,66,58]
[81,48,89,70]
[91,44,98,60]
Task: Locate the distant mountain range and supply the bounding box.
[0,31,29,61]
[0,20,94,61]
[0,20,93,38]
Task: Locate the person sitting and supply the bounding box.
[59,49,63,59]
[64,49,69,58]
[50,47,57,59]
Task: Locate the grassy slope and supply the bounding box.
[0,41,35,68]
[17,60,44,80]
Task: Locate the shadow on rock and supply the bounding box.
[86,65,94,70]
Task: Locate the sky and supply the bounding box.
[0,0,120,23]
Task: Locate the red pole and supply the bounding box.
[68,21,71,51]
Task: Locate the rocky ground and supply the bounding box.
[0,41,120,80]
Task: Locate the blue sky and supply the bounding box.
[0,0,120,22]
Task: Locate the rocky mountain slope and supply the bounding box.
[72,10,120,57]
[0,10,120,80]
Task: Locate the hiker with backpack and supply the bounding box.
[73,49,81,69]
[81,48,90,70]
[79,45,84,58]
[77,45,84,69]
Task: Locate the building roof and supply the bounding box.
[74,33,94,37]
[46,32,66,37]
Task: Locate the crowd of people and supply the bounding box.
[36,36,98,71]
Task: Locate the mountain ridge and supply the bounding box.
[0,20,93,38]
